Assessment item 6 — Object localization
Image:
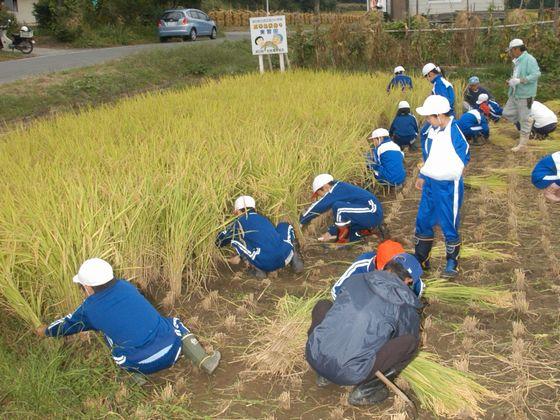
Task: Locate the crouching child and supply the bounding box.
[306,253,422,406]
[300,174,385,243]
[216,195,304,279]
[366,128,406,188]
[35,258,221,377]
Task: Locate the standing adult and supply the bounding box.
[502,39,541,152]
[422,63,456,115]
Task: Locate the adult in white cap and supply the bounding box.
[386,65,413,92]
[475,93,503,123]
[216,195,304,279]
[365,127,406,187]
[300,174,385,243]
[503,38,541,152]
[414,95,470,277]
[422,62,456,115]
[35,258,221,377]
[389,100,419,150]
[463,75,492,112]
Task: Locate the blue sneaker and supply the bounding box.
[442,259,459,278]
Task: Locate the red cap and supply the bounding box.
[375,240,405,270]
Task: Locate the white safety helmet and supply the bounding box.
[476,93,489,105]
[368,128,390,139]
[73,258,114,287]
[398,100,410,109]
[422,63,439,77]
[312,173,334,194]
[21,26,29,32]
[393,65,405,74]
[416,95,451,116]
[234,195,256,211]
[506,38,524,51]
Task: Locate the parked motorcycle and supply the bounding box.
[0,20,35,54]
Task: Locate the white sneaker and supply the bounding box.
[511,144,526,152]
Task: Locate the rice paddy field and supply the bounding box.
[1,70,559,418]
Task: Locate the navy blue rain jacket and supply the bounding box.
[305,270,421,385]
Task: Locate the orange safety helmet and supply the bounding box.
[375,240,405,270]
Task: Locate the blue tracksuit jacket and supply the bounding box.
[416,117,470,243]
[431,74,455,115]
[420,121,433,162]
[386,75,413,92]
[331,252,376,299]
[457,109,489,139]
[531,152,560,189]
[390,113,419,147]
[366,137,406,186]
[478,99,503,122]
[216,211,294,272]
[46,280,187,374]
[300,181,383,242]
[306,270,421,385]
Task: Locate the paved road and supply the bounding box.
[0,32,249,85]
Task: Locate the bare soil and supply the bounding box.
[149,124,560,419]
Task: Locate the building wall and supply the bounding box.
[5,0,36,24]
[391,0,504,17]
[411,0,504,15]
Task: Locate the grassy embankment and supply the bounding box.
[0,40,255,124]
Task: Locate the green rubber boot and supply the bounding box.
[181,333,221,374]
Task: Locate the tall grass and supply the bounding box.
[0,70,431,324]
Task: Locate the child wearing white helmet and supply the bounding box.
[422,63,456,115]
[216,195,304,279]
[35,258,221,378]
[414,95,470,277]
[475,93,503,123]
[386,66,413,92]
[300,174,385,243]
[366,127,406,187]
[389,100,419,150]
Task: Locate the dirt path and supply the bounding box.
[146,124,559,419]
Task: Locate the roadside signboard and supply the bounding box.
[249,15,288,56]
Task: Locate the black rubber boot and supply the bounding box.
[443,241,461,278]
[248,266,267,279]
[414,235,434,270]
[290,240,304,274]
[348,369,398,406]
[316,374,331,388]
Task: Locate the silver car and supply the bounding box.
[158,9,217,42]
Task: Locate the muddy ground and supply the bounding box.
[148,123,559,419]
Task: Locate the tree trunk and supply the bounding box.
[314,0,320,15]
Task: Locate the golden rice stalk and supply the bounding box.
[431,242,515,261]
[241,292,327,377]
[464,175,507,191]
[400,352,498,417]
[423,278,513,309]
[0,246,42,328]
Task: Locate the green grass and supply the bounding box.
[0,329,199,418]
[0,40,255,124]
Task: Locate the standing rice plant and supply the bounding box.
[0,70,429,324]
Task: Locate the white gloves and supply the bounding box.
[508,78,521,87]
